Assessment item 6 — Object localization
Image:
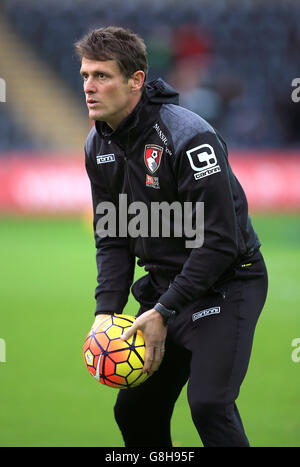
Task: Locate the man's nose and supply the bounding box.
[84,77,96,94]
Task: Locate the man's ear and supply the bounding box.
[129,70,145,93]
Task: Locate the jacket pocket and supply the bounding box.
[131,274,161,308]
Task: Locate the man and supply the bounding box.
[75,26,268,447]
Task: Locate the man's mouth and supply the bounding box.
[87,99,99,107]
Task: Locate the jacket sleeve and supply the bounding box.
[158,130,239,312]
[85,146,135,316]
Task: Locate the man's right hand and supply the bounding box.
[91,314,112,330]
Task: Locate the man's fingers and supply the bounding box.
[121,323,137,341]
[152,346,165,373]
[143,344,154,374]
[143,345,165,375]
[120,309,167,376]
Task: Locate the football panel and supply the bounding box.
[93,331,110,352]
[105,373,127,387]
[107,338,130,354]
[89,337,103,356]
[115,361,132,378]
[112,315,135,327]
[135,330,146,346]
[129,371,149,387]
[131,345,146,367]
[83,336,92,354]
[105,325,123,340]
[84,349,94,367]
[109,348,131,363]
[102,355,116,377]
[126,368,143,385]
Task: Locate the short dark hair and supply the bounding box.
[74,26,148,81]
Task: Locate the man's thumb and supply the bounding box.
[121,324,136,341]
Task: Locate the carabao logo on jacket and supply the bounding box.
[186,144,221,180]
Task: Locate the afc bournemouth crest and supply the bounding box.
[144,145,163,173]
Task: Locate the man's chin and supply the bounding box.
[88,110,104,121]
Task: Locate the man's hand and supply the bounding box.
[121,309,167,377]
[92,314,112,330]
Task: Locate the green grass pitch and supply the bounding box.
[0,214,299,447]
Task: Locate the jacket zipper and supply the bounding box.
[123,150,149,261]
[123,152,134,203]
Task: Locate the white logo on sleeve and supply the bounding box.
[186,144,221,180]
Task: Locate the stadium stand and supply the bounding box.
[0,0,300,151]
[0,10,89,153]
[0,105,41,151]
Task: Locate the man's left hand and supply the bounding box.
[121,309,167,377]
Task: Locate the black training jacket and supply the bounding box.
[85,79,261,315]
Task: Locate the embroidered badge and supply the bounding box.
[146,174,160,189]
[144,145,163,173]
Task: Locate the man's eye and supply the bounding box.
[97,73,105,79]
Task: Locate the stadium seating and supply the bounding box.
[0,105,40,151]
[1,0,300,151]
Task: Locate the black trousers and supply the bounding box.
[114,251,268,447]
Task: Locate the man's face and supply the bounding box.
[80,57,136,129]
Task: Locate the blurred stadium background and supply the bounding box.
[0,0,299,447]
